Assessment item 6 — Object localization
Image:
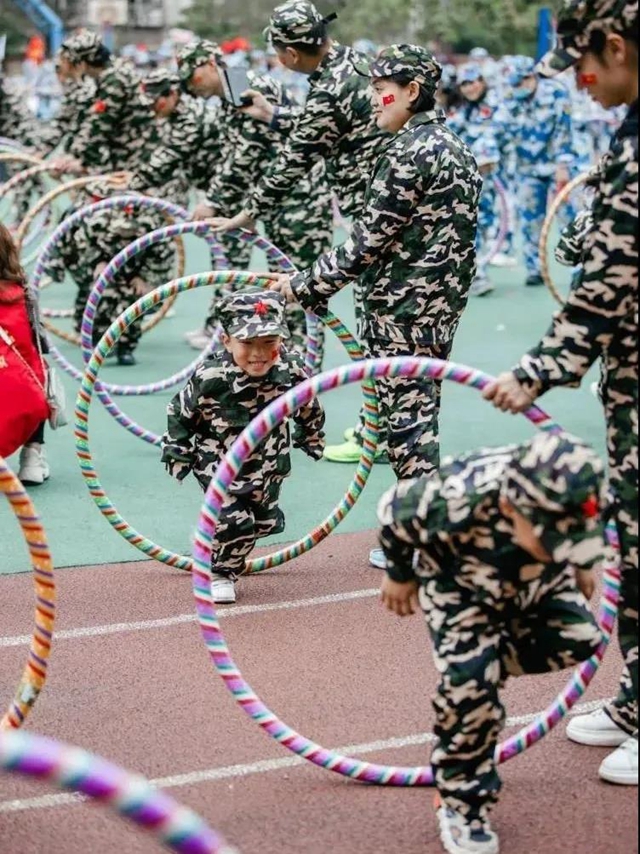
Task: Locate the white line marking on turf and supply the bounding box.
[0,588,380,648]
[0,698,610,814]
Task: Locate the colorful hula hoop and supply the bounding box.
[0,152,42,168]
[74,273,380,574]
[29,192,186,345]
[191,355,620,786]
[0,138,30,153]
[0,163,54,205]
[0,730,238,853]
[0,458,55,731]
[540,172,591,306]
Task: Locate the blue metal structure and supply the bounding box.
[537,7,556,62]
[10,0,65,55]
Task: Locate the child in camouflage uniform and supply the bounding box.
[485,0,638,788]
[377,431,606,854]
[161,289,325,604]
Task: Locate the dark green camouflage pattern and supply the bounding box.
[377,435,605,819]
[265,0,332,47]
[215,288,290,339]
[363,44,442,94]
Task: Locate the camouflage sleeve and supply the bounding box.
[161,373,201,479]
[270,102,304,135]
[555,209,594,267]
[377,477,442,583]
[70,79,127,170]
[553,87,576,166]
[291,148,422,309]
[244,87,342,219]
[3,92,42,149]
[514,139,638,394]
[289,356,326,459]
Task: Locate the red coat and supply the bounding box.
[0,281,45,385]
[0,280,49,457]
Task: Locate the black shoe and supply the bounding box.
[117,352,137,366]
[525,275,545,287]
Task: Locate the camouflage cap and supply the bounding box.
[538,0,638,77]
[61,29,104,65]
[175,40,221,84]
[457,61,484,84]
[216,288,290,340]
[140,67,181,105]
[502,431,607,569]
[507,55,536,86]
[265,0,336,47]
[357,44,442,93]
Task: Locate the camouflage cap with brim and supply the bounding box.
[265,0,337,47]
[176,40,222,84]
[457,62,484,84]
[354,44,442,93]
[537,0,638,77]
[140,68,181,105]
[507,55,536,86]
[216,288,290,340]
[502,431,607,569]
[61,29,104,65]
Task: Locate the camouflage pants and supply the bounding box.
[422,566,602,820]
[603,380,639,737]
[519,174,577,277]
[91,277,144,354]
[354,336,454,480]
[195,477,286,579]
[476,177,497,283]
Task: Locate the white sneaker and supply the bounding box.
[18,444,50,486]
[211,574,236,604]
[369,548,387,569]
[599,738,638,786]
[490,252,518,268]
[470,278,495,297]
[566,708,629,747]
[189,332,213,351]
[436,803,500,854]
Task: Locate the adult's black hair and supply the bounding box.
[589,24,639,57]
[85,44,112,68]
[387,71,436,113]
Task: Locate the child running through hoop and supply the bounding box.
[377,430,606,854]
[161,288,325,604]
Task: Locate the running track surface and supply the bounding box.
[0,531,637,854]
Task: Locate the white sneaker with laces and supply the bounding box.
[211,574,236,604]
[598,738,638,785]
[489,252,518,268]
[566,708,629,747]
[18,444,50,486]
[437,804,500,854]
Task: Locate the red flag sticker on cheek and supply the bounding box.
[579,72,598,85]
[382,94,396,106]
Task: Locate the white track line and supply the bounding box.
[0,698,610,815]
[0,588,380,648]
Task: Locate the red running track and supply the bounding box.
[0,531,637,854]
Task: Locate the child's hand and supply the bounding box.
[132,276,151,297]
[380,576,419,617]
[576,568,595,601]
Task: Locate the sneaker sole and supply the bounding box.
[598,768,639,786]
[566,727,629,747]
[437,810,500,854]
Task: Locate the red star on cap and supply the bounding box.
[124,204,135,216]
[254,301,268,316]
[92,99,107,114]
[581,495,599,519]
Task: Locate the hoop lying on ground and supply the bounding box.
[191,355,620,786]
[0,458,55,731]
[74,273,380,574]
[0,730,238,853]
[539,171,591,305]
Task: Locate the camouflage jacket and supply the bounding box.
[245,43,388,220]
[448,88,507,158]
[69,58,156,172]
[514,99,638,394]
[291,110,482,347]
[0,85,41,148]
[40,76,96,154]
[555,208,594,268]
[378,445,582,591]
[496,79,576,176]
[130,96,221,199]
[205,72,299,215]
[161,349,325,492]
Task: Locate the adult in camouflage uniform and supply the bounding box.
[39,45,96,156]
[272,46,481,488]
[377,431,606,854]
[161,289,325,603]
[176,39,333,357]
[0,71,44,219]
[485,0,638,788]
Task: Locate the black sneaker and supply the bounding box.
[117,352,137,366]
[525,275,545,287]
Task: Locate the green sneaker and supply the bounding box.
[322,439,389,464]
